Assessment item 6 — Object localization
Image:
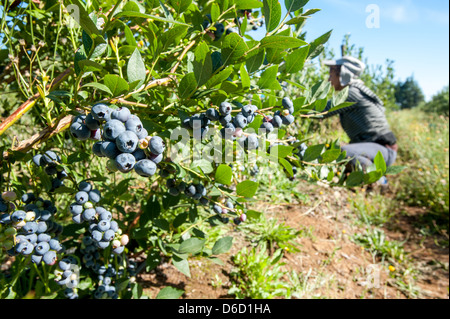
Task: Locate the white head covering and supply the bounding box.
[323,56,366,86]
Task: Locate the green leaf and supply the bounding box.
[193,41,212,87]
[161,25,189,51]
[206,67,233,88]
[209,257,225,266]
[373,151,387,174]
[215,164,233,185]
[146,248,162,270]
[173,212,188,228]
[279,158,294,177]
[327,102,354,113]
[67,152,89,164]
[285,16,307,26]
[235,0,264,9]
[211,51,223,73]
[178,72,197,99]
[345,171,364,187]
[332,86,349,106]
[169,0,192,14]
[319,149,341,163]
[303,8,321,16]
[236,180,259,198]
[285,45,309,74]
[257,65,281,90]
[103,74,129,96]
[64,1,104,41]
[246,210,262,220]
[212,236,233,255]
[269,145,294,158]
[310,80,331,101]
[210,3,220,21]
[302,144,324,162]
[385,165,407,175]
[74,46,87,76]
[246,48,265,73]
[156,286,185,299]
[127,48,146,87]
[260,35,307,50]
[263,0,282,32]
[285,0,309,12]
[77,60,103,72]
[82,82,113,96]
[82,30,93,54]
[114,11,189,26]
[178,238,205,254]
[142,195,161,224]
[172,256,191,277]
[308,30,332,59]
[191,159,214,174]
[240,64,250,89]
[221,33,249,65]
[363,170,383,184]
[124,24,137,46]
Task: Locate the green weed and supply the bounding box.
[228,243,292,299]
[239,214,304,254]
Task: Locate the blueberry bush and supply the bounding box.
[0,0,403,299]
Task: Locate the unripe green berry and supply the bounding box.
[84,201,94,209]
[4,227,17,237]
[2,240,14,250]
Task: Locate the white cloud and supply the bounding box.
[383,1,419,24]
[382,0,448,26]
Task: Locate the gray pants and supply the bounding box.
[341,142,397,170]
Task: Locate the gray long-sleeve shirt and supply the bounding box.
[322,80,397,145]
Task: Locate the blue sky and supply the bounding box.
[250,0,449,101]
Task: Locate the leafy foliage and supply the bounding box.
[394,76,425,109]
[0,0,404,299]
[421,85,449,116]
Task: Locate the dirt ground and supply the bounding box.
[137,183,449,299]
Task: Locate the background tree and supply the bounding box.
[394,76,425,109]
[421,85,449,116]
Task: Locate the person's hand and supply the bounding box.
[386,144,398,152]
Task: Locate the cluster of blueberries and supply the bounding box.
[56,244,137,299]
[236,9,264,31]
[212,199,246,225]
[70,103,165,177]
[288,139,308,180]
[166,177,246,225]
[69,181,127,255]
[201,8,264,39]
[261,97,296,132]
[55,256,80,299]
[32,150,69,192]
[91,259,136,299]
[250,164,259,177]
[202,14,225,40]
[0,191,63,265]
[79,236,137,299]
[182,101,258,142]
[183,97,296,153]
[166,179,209,205]
[288,138,308,159]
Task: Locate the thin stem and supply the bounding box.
[180,213,217,237]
